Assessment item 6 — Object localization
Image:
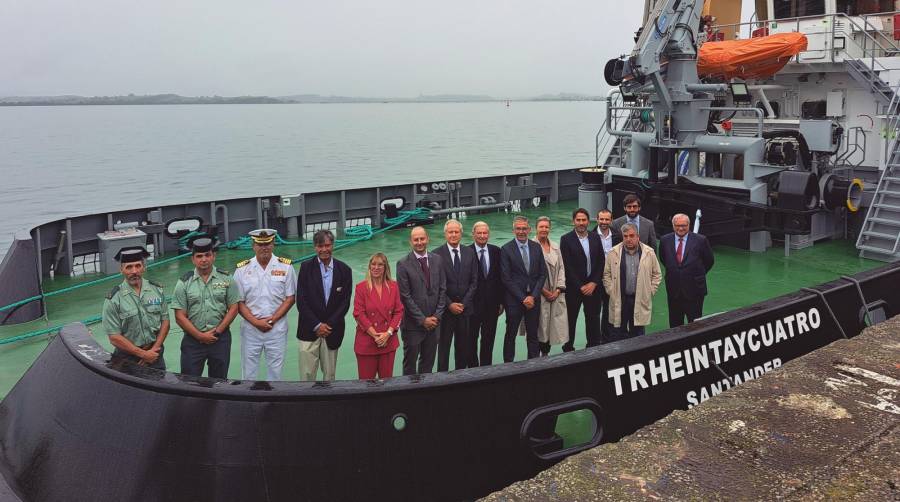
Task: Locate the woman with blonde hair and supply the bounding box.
[534,216,568,355]
[353,253,404,378]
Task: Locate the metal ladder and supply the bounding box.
[844,59,899,111]
[857,81,900,262]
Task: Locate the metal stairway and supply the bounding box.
[857,83,900,262]
[844,59,899,113]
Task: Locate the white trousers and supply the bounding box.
[240,322,287,381]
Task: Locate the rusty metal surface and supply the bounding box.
[485,316,900,501]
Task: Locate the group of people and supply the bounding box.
[100,194,715,381]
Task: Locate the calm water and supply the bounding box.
[0,101,604,259]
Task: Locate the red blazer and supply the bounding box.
[353,280,404,356]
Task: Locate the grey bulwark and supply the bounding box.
[485,315,900,501]
[0,237,42,326]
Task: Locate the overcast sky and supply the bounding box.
[2,0,646,98]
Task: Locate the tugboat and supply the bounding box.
[1,1,899,500]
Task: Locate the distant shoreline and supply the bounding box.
[0,93,605,107]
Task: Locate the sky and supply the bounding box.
[2,0,646,98]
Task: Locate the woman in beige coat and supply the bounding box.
[534,216,569,354]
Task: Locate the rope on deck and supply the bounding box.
[0,207,431,345]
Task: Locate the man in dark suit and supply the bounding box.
[396,226,447,375]
[295,229,353,381]
[559,208,604,351]
[611,194,657,249]
[469,221,503,366]
[433,219,478,371]
[658,213,715,328]
[500,215,547,362]
[594,208,621,343]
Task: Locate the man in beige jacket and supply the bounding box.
[603,223,661,340]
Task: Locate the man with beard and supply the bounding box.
[234,229,297,381]
[594,208,620,342]
[559,208,603,351]
[295,229,352,381]
[101,246,170,370]
[172,235,240,378]
[611,194,657,249]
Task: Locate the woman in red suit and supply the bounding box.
[353,252,404,379]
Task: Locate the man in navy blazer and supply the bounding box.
[432,219,478,371]
[295,230,353,381]
[469,221,503,366]
[658,213,715,328]
[559,208,604,350]
[500,215,547,362]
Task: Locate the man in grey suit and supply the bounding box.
[433,219,478,371]
[500,216,547,362]
[611,194,657,249]
[397,226,447,375]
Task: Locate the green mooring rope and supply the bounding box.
[0,208,432,345]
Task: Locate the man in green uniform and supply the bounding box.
[172,235,240,378]
[101,246,170,370]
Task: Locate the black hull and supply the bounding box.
[2,263,899,501]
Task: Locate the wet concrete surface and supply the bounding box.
[485,316,900,501]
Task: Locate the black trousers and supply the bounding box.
[180,328,232,378]
[667,294,705,328]
[609,294,645,341]
[402,328,438,375]
[600,289,613,343]
[563,289,601,351]
[503,303,540,362]
[438,312,472,371]
[470,308,500,366]
[110,344,166,371]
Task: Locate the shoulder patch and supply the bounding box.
[106,284,120,300]
[236,259,250,268]
[180,271,194,282]
[216,267,230,275]
[278,257,293,265]
[148,279,164,289]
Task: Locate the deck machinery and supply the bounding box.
[599,0,900,259]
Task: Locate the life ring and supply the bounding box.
[846,178,864,212]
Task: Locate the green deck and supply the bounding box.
[0,200,882,401]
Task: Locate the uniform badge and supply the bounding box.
[271,270,287,277]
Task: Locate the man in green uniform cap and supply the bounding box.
[172,235,240,378]
[101,246,170,370]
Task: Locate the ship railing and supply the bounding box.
[595,89,644,168]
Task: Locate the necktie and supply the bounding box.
[418,256,430,289]
[452,248,460,274]
[479,248,488,277]
[520,243,530,271]
[676,238,684,265]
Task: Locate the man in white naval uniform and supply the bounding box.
[233,229,297,380]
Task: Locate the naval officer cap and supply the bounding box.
[249,228,278,245]
[114,246,150,263]
[186,234,219,253]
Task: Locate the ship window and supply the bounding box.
[836,0,895,15]
[773,0,825,19]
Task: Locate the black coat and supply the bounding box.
[469,243,503,317]
[432,244,478,315]
[559,230,604,293]
[500,239,547,307]
[658,232,715,300]
[295,257,353,350]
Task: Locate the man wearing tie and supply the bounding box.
[295,229,353,381]
[559,208,604,351]
[611,194,657,249]
[500,216,547,362]
[433,219,478,371]
[396,226,447,375]
[469,221,503,366]
[658,213,715,328]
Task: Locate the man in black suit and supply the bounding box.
[433,219,478,371]
[396,226,447,375]
[295,229,353,381]
[559,208,604,351]
[658,213,715,328]
[469,221,503,366]
[500,215,547,362]
[594,208,621,343]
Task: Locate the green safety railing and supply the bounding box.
[0,207,432,345]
